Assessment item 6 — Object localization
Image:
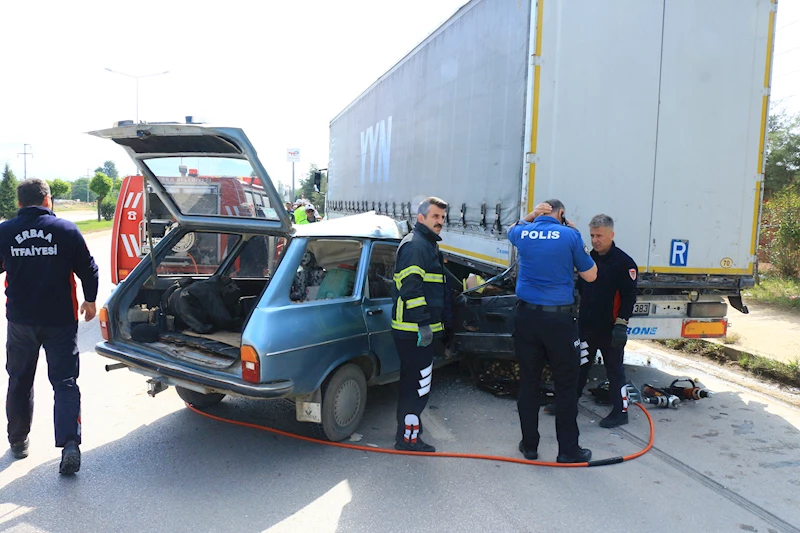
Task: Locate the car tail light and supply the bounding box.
[118,268,130,281]
[99,307,110,341]
[682,319,727,338]
[240,344,260,383]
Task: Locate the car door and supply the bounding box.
[362,241,400,378]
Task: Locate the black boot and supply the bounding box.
[11,438,29,460]
[518,440,538,461]
[557,446,592,464]
[394,438,436,453]
[59,441,81,475]
[599,411,629,429]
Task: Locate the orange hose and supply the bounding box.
[186,402,654,468]
[187,252,199,275]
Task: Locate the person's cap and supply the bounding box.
[306,206,315,211]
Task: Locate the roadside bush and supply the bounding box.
[762,190,800,278]
[100,197,117,221]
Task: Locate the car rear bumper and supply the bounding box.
[95,341,294,399]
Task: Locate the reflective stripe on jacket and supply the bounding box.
[391,222,446,335]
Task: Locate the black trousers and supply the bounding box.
[393,334,435,443]
[6,321,81,447]
[578,341,628,414]
[514,305,581,455]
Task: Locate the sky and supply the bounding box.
[0,0,468,187]
[0,0,798,188]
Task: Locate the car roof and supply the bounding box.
[293,212,408,240]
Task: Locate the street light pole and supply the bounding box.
[104,68,170,123]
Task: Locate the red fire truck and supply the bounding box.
[111,170,276,284]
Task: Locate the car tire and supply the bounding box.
[176,386,225,408]
[318,363,367,442]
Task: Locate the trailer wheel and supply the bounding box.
[317,364,367,442]
[176,386,225,408]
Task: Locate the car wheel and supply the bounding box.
[318,363,367,442]
[176,386,225,408]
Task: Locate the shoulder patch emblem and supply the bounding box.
[629,268,637,280]
[583,243,590,255]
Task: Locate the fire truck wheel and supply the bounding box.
[317,363,367,442]
[176,386,226,408]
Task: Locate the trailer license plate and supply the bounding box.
[633,303,650,316]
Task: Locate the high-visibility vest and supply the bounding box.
[294,208,309,225]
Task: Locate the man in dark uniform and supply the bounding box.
[391,196,448,453]
[508,199,597,463]
[284,202,295,223]
[1,179,99,474]
[577,214,638,428]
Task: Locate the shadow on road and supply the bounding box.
[1,362,799,533]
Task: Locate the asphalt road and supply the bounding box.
[1,232,798,533]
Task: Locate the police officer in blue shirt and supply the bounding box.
[508,199,597,463]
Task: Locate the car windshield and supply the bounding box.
[141,156,279,220]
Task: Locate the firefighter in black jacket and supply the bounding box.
[391,197,448,453]
[577,214,638,428]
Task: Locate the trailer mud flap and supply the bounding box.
[728,294,749,314]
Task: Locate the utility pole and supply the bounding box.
[17,144,33,180]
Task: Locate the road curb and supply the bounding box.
[703,339,750,361]
[680,338,800,389]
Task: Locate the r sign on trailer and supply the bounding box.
[670,239,689,267]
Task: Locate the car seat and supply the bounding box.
[317,263,357,299]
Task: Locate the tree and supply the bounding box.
[111,176,122,199]
[762,190,800,278]
[94,160,119,180]
[90,172,113,221]
[48,178,71,200]
[765,110,800,197]
[71,177,97,203]
[0,163,18,220]
[100,196,117,221]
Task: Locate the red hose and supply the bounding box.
[186,402,654,468]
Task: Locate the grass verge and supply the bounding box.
[743,275,800,312]
[657,339,800,388]
[75,219,113,233]
[54,202,97,212]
